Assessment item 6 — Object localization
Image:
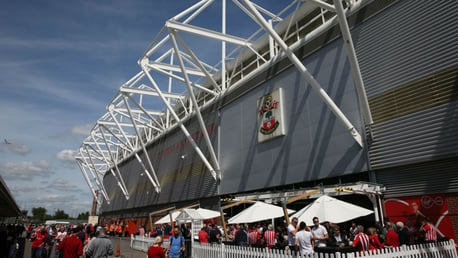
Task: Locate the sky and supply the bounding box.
[0,0,289,218]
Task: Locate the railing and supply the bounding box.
[192,241,457,258]
[130,235,457,258]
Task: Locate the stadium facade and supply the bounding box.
[76,0,457,240]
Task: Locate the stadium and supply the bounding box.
[76,0,457,240]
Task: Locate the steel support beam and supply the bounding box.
[140,62,219,181]
[169,29,222,179]
[121,95,161,192]
[239,0,363,147]
[332,0,373,125]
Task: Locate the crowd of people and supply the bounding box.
[24,223,114,258]
[0,213,439,258]
[190,215,441,256]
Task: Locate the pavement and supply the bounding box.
[23,237,147,258]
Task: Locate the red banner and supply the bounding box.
[384,194,455,241]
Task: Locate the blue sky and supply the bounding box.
[0,0,289,217]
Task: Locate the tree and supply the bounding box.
[32,207,47,223]
[53,209,70,220]
[77,211,90,220]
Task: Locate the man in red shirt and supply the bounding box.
[31,225,47,258]
[384,222,399,248]
[421,218,437,242]
[263,224,277,249]
[198,227,209,244]
[58,226,83,258]
[352,225,370,252]
[248,226,259,247]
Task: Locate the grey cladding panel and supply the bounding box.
[219,39,369,194]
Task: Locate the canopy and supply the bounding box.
[228,201,295,224]
[155,208,221,224]
[154,210,181,224]
[293,195,374,224]
[196,208,222,220]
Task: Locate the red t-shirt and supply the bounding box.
[32,231,46,249]
[369,234,383,250]
[198,230,209,243]
[385,229,399,247]
[58,234,83,258]
[147,245,166,258]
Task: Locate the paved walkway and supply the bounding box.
[23,237,146,258]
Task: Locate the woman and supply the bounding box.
[148,236,166,258]
[367,227,384,250]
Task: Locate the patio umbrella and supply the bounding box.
[154,210,181,224]
[294,195,374,224]
[196,208,222,220]
[228,201,295,224]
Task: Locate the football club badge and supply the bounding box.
[258,88,286,142]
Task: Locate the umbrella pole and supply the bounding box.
[282,201,291,226]
[169,211,174,232]
[220,207,229,240]
[149,214,153,234]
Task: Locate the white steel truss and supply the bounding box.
[77,0,374,205]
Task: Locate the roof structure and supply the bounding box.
[76,0,374,207]
[0,175,21,218]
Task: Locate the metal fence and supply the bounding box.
[130,235,457,258]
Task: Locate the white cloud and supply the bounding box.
[71,124,93,136]
[0,160,53,180]
[35,194,78,203]
[56,149,77,161]
[6,142,31,155]
[49,178,80,191]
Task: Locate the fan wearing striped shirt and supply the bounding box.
[352,225,370,252]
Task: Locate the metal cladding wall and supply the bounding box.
[101,110,219,214]
[219,38,369,194]
[353,0,458,194]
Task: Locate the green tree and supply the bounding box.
[77,211,90,220]
[32,207,47,223]
[53,209,70,220]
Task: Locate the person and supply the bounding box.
[367,227,383,250]
[248,225,260,247]
[287,217,299,254]
[82,231,96,258]
[233,225,248,246]
[228,224,237,241]
[147,236,166,258]
[384,222,399,248]
[167,227,185,258]
[352,225,370,252]
[311,217,328,249]
[31,225,47,258]
[327,225,349,248]
[420,217,437,242]
[54,226,67,258]
[295,222,314,255]
[208,224,221,244]
[396,221,410,246]
[198,227,209,244]
[263,224,277,249]
[85,227,113,258]
[8,236,19,258]
[348,223,357,240]
[58,226,83,258]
